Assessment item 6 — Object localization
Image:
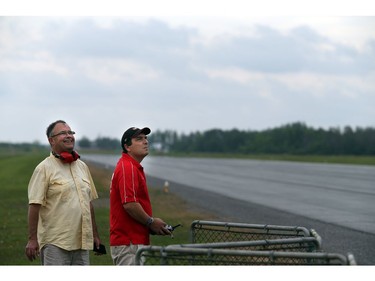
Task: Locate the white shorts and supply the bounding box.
[41,244,89,265]
[110,244,145,265]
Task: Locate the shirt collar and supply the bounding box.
[122,152,143,169]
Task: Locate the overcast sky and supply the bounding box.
[1,2,375,144]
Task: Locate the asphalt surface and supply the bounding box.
[145,175,375,265]
[84,155,375,265]
[142,156,375,234]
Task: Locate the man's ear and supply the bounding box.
[124,144,131,152]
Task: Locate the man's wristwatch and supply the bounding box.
[146,217,154,227]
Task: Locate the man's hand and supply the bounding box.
[25,239,40,261]
[149,217,172,236]
[93,237,104,255]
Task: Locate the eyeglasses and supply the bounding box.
[50,130,75,138]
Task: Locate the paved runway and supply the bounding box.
[84,154,375,234]
[83,154,375,264]
[143,156,375,235]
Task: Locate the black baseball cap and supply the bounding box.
[121,127,151,150]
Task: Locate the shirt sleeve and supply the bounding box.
[28,164,48,205]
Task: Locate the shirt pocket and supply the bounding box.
[81,178,92,199]
[48,179,73,202]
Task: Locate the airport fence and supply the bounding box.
[176,236,320,252]
[135,245,356,265]
[190,220,322,249]
[134,220,356,265]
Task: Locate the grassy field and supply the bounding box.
[0,153,45,265]
[155,152,375,166]
[0,152,216,265]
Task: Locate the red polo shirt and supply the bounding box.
[109,153,152,246]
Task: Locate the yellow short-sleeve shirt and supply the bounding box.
[28,153,98,251]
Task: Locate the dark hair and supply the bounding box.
[122,139,132,153]
[46,120,66,137]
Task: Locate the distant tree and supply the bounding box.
[78,136,92,148]
[157,122,375,156]
[95,137,119,150]
[3,123,375,155]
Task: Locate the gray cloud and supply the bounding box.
[195,24,374,75]
[0,17,374,143]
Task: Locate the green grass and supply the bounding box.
[0,153,46,265]
[155,152,375,166]
[81,149,375,166]
[0,152,215,265]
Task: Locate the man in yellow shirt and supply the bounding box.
[25,120,102,265]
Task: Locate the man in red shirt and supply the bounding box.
[109,127,171,265]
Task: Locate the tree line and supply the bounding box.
[148,122,375,155]
[77,122,375,155]
[2,122,373,155]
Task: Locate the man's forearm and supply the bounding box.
[90,202,100,238]
[123,202,150,225]
[28,204,41,240]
